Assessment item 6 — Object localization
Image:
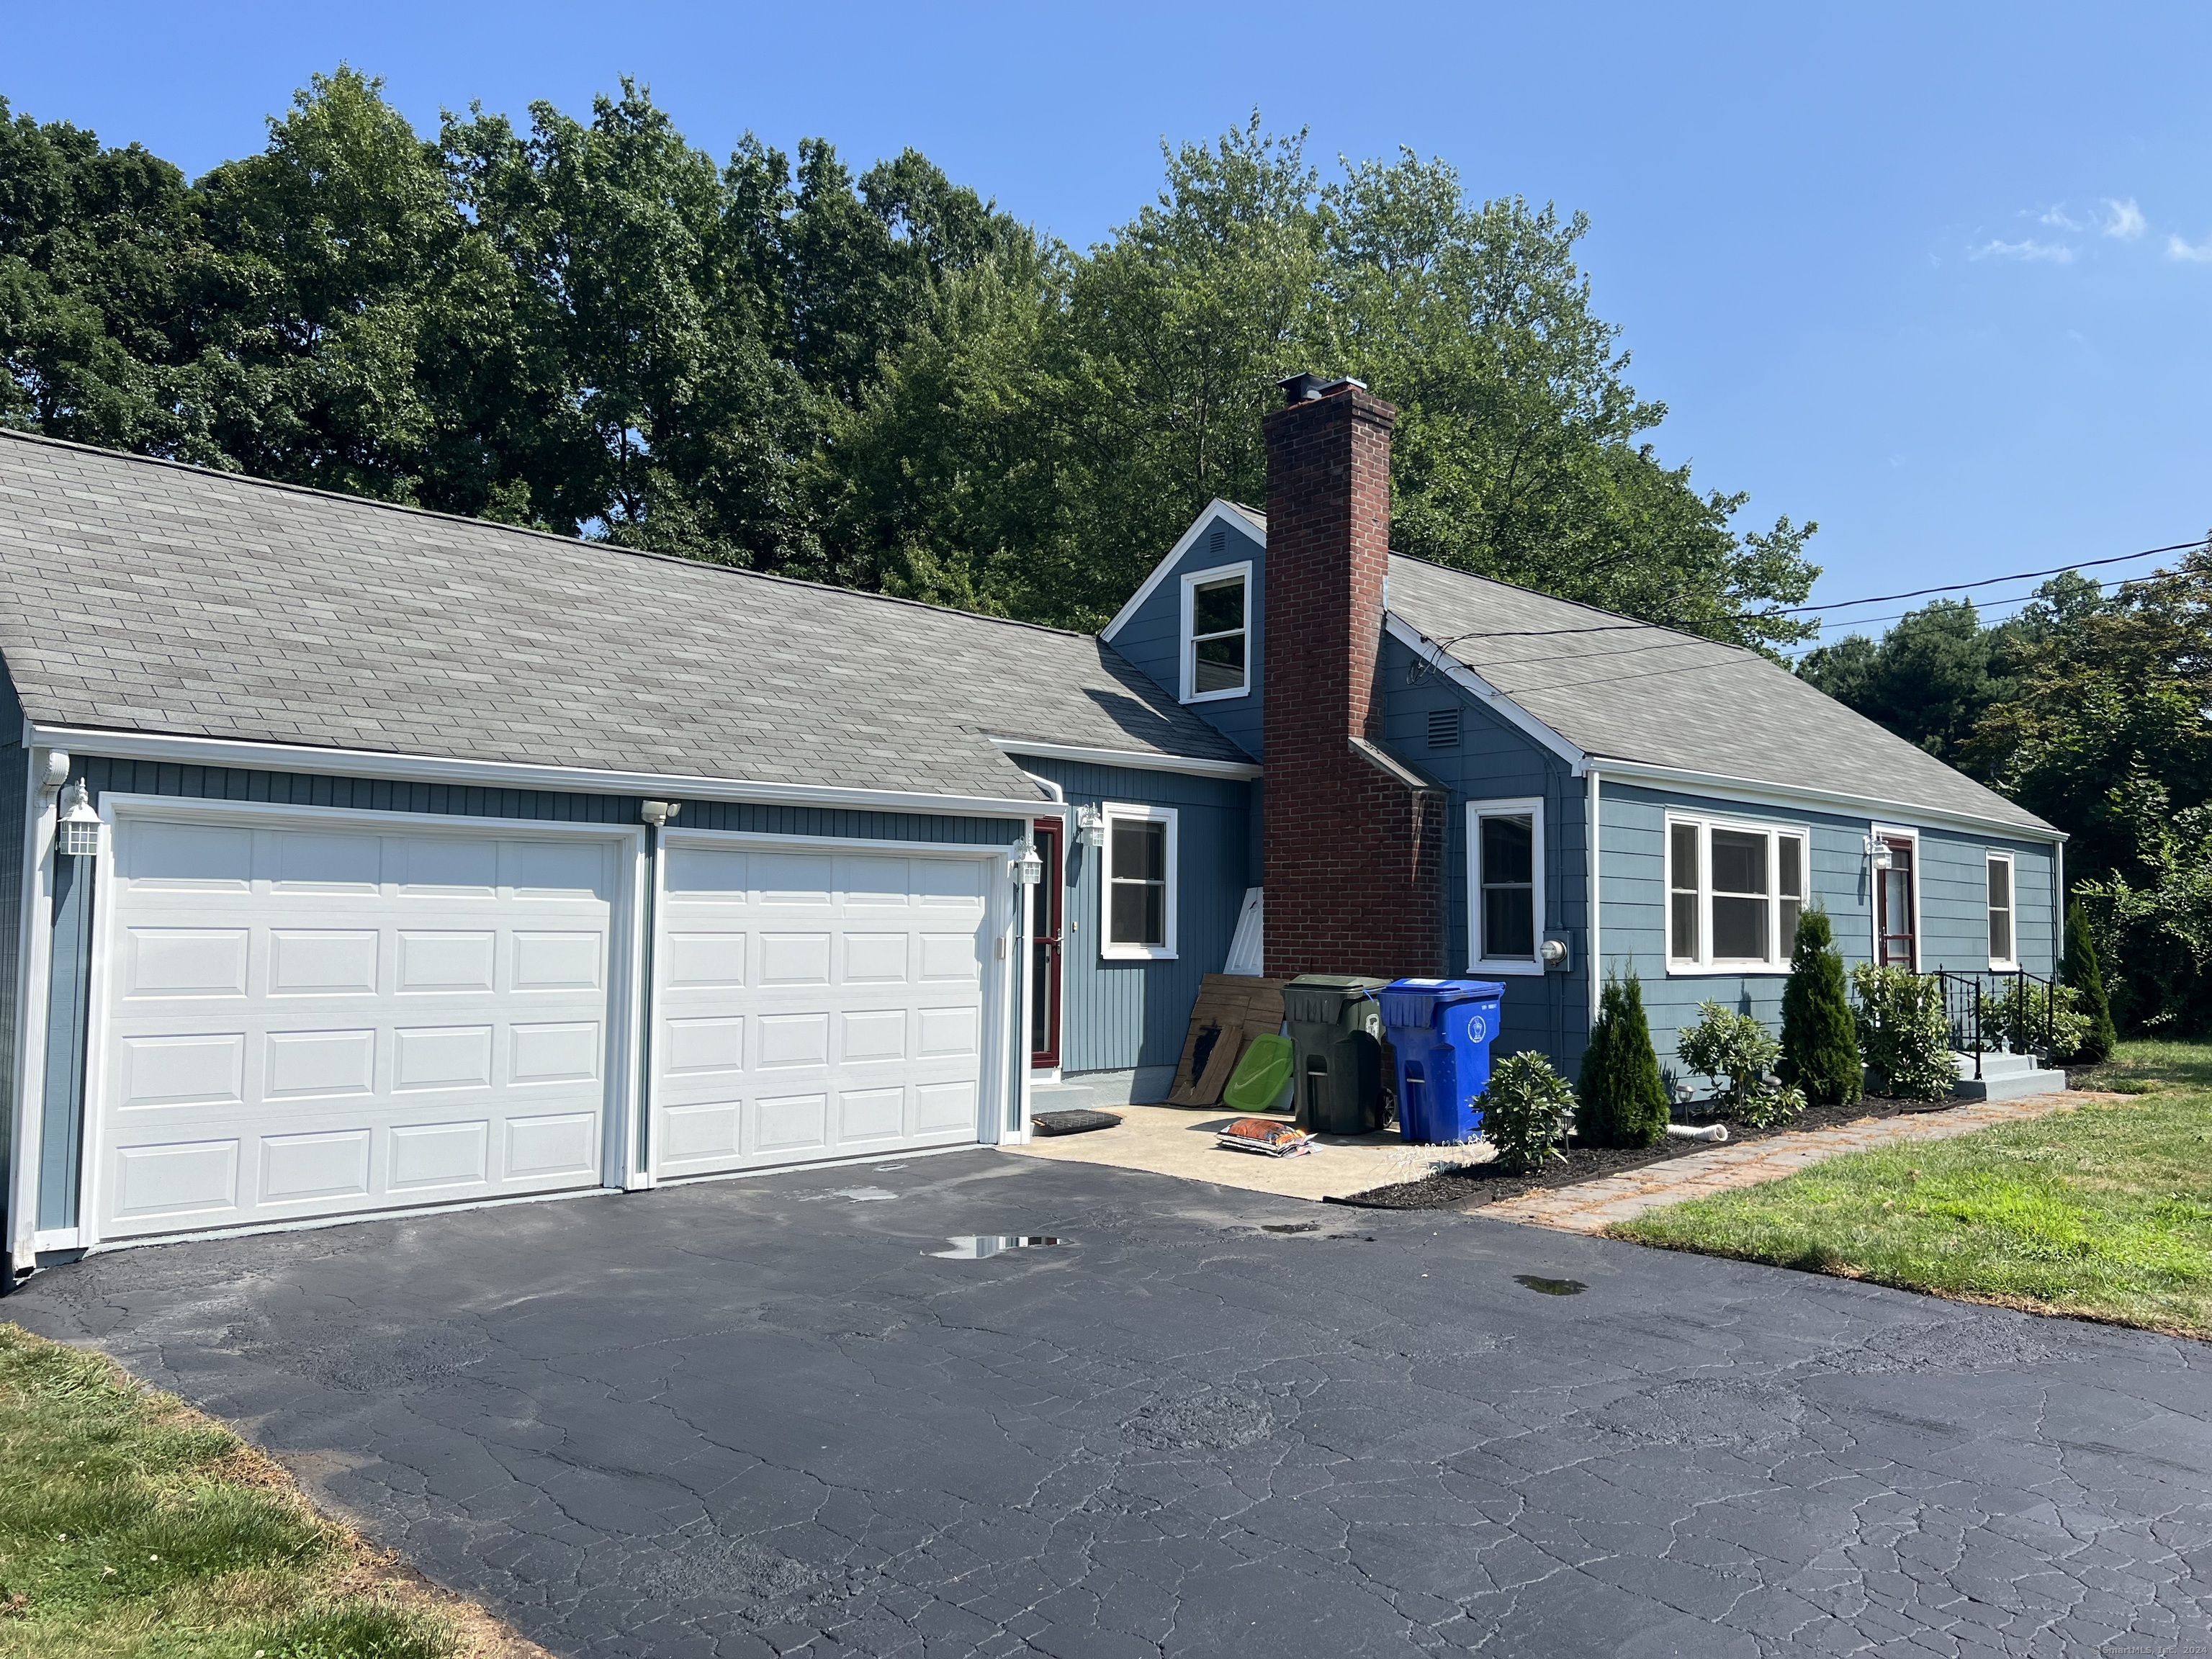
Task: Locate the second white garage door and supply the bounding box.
[652,836,999,1177]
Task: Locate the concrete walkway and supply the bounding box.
[1486,1089,2115,1234]
[1006,1103,1491,1200]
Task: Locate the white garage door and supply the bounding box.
[652,837,996,1178]
[93,807,630,1241]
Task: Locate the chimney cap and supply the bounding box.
[1277,372,1368,405]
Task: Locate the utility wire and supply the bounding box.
[1778,538,2205,615]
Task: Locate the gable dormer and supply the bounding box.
[1099,500,1267,760]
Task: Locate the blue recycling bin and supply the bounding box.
[1378,979,1506,1144]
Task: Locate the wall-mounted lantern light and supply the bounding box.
[1012,842,1044,885]
[1863,833,1892,873]
[58,779,100,858]
[1074,804,1107,850]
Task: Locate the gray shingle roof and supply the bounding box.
[0,431,1249,801]
[1385,554,2057,836]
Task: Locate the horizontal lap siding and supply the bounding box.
[1107,516,1265,761]
[1009,755,1251,1076]
[1601,780,2061,1079]
[1379,637,1588,1075]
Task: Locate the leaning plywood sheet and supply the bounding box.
[1164,975,1288,1106]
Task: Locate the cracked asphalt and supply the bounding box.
[9,1149,2212,1657]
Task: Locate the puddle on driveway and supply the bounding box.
[927,1236,1066,1259]
[1514,1274,1587,1297]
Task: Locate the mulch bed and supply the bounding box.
[1326,1094,1956,1212]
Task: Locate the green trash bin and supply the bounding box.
[1284,974,1392,1134]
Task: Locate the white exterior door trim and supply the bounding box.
[82,794,646,1250]
[647,827,1018,1184]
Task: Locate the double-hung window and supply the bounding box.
[1467,798,1545,974]
[1101,804,1178,960]
[1987,852,2017,969]
[1665,813,1807,972]
[1179,562,1251,701]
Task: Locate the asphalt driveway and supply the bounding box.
[11,1150,2211,1658]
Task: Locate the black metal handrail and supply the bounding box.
[1932,968,2058,1075]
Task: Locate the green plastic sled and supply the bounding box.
[1221,1033,1295,1114]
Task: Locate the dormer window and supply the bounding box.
[1180,562,1251,702]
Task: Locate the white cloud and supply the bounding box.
[1972,238,2075,264]
[2103,197,2147,240]
[2167,233,2212,263]
[2039,205,2084,230]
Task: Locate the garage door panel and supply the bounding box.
[126,928,250,998]
[393,1024,493,1092]
[269,930,379,996]
[756,1092,829,1152]
[389,1120,489,1190]
[119,1033,246,1109]
[97,815,621,1241]
[261,1129,372,1203]
[665,931,745,989]
[510,1021,601,1086]
[272,831,381,892]
[652,840,992,1177]
[114,1138,239,1219]
[264,1028,377,1100]
[125,822,253,889]
[397,930,496,993]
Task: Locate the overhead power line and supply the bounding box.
[1779,538,2206,616]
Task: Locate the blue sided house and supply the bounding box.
[0,373,2061,1262]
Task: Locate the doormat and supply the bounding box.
[1032,1109,1123,1137]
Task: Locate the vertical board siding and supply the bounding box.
[1010,755,1252,1075]
[1106,515,1266,761]
[1601,780,2062,1079]
[1378,634,1589,1076]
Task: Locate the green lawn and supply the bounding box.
[1614,1041,2212,1337]
[0,1323,472,1658]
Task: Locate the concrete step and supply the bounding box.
[1954,1050,2046,1082]
[1951,1064,2069,1102]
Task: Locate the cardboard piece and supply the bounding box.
[1164,975,1288,1106]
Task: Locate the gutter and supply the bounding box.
[986,736,1263,780]
[1591,757,2067,845]
[25,725,1053,822]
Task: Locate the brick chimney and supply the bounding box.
[1262,374,1446,979]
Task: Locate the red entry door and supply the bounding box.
[1029,819,1064,1069]
[1876,836,1917,968]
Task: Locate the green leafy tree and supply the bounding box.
[1576,971,1669,1147]
[2059,899,2117,1063]
[1797,598,2013,765]
[1778,908,1861,1105]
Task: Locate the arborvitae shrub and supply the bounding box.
[2061,899,2117,1065]
[1779,907,1861,1105]
[1576,972,1670,1148]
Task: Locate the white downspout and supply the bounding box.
[1586,765,1602,1027]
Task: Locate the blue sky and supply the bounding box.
[5,2,2207,643]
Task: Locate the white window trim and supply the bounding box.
[1178,560,1253,704]
[1664,809,1810,976]
[1467,797,1545,976]
[1100,802,1179,961]
[1870,822,1923,972]
[1986,849,2018,971]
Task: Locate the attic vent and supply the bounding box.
[1427,707,1462,750]
[1209,526,1225,553]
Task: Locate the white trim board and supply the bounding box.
[1101,499,1264,642]
[986,738,1262,781]
[27,724,1053,822]
[1589,759,2064,845]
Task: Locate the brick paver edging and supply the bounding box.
[1483,1091,2116,1236]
